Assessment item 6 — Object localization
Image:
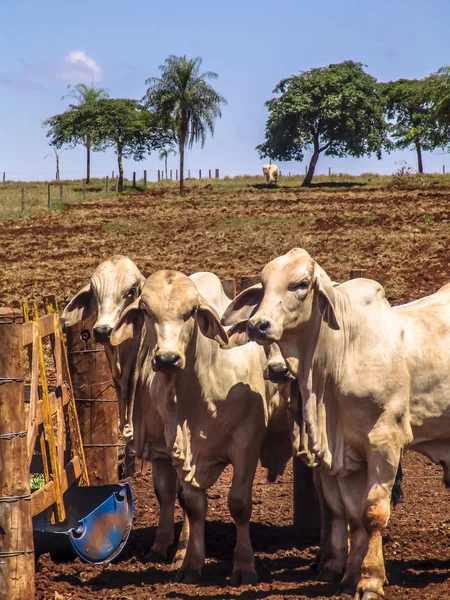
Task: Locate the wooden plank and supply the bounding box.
[222,278,236,300]
[22,314,58,346]
[0,319,35,599]
[26,325,39,461]
[30,456,81,517]
[66,313,119,485]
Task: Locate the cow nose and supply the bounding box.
[93,325,113,342]
[247,319,271,339]
[154,353,182,372]
[267,363,290,382]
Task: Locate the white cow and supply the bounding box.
[110,270,291,585]
[263,163,279,184]
[61,256,187,562]
[222,248,450,600]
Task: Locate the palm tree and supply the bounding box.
[159,147,177,179]
[143,55,226,194]
[64,83,109,183]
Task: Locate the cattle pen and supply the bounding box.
[1,178,450,599]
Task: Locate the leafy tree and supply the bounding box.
[143,55,226,194]
[257,61,388,186]
[381,77,445,173]
[91,99,172,191]
[44,103,100,182]
[159,146,177,179]
[428,66,450,138]
[64,84,109,182]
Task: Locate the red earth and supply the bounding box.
[1,181,449,599]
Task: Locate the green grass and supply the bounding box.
[3,171,450,221]
[0,178,143,220]
[30,473,45,490]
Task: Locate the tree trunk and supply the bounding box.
[179,141,185,195]
[117,145,124,192]
[86,142,91,184]
[302,149,320,187]
[55,152,60,181]
[415,140,424,174]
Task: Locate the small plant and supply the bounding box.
[423,214,435,226]
[390,162,424,189]
[103,220,127,232]
[30,473,45,490]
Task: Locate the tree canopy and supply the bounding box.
[381,77,446,173]
[143,55,226,194]
[257,61,388,186]
[45,99,170,191]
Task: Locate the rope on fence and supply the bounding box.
[0,494,31,503]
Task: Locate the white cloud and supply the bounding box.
[60,50,102,84]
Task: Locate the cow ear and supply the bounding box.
[196,298,229,348]
[61,284,95,327]
[110,300,144,346]
[221,284,263,327]
[314,266,340,330]
[224,321,251,348]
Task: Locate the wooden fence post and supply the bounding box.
[47,183,51,209]
[65,313,119,484]
[2,172,5,184]
[82,179,86,200]
[199,169,202,180]
[240,274,261,291]
[169,169,172,180]
[21,188,25,214]
[158,170,160,182]
[209,169,212,179]
[112,170,114,179]
[106,176,109,193]
[328,167,331,176]
[59,183,63,202]
[133,172,136,188]
[443,165,446,175]
[350,268,366,280]
[188,169,191,179]
[305,165,307,175]
[222,278,236,299]
[176,170,178,181]
[115,177,119,193]
[144,170,147,189]
[215,168,219,179]
[0,310,35,599]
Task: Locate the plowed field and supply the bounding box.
[1,181,449,599]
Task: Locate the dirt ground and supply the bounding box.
[1,181,450,599]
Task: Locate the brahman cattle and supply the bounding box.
[222,247,450,599]
[61,256,186,562]
[263,163,279,184]
[110,271,291,585]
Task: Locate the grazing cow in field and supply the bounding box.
[61,256,186,562]
[222,247,450,600]
[263,163,279,184]
[110,271,291,585]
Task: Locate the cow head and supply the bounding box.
[222,248,340,347]
[110,270,228,372]
[61,255,145,343]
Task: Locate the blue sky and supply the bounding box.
[1,0,450,182]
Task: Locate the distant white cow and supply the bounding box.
[263,164,279,184]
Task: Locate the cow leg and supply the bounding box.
[339,449,400,600]
[145,457,178,561]
[315,469,348,582]
[228,456,259,586]
[174,484,207,583]
[173,485,190,570]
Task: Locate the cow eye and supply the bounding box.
[127,287,137,298]
[289,282,309,292]
[191,307,198,317]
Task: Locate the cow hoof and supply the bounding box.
[143,547,169,563]
[231,569,258,586]
[317,567,342,582]
[174,568,202,584]
[360,593,383,600]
